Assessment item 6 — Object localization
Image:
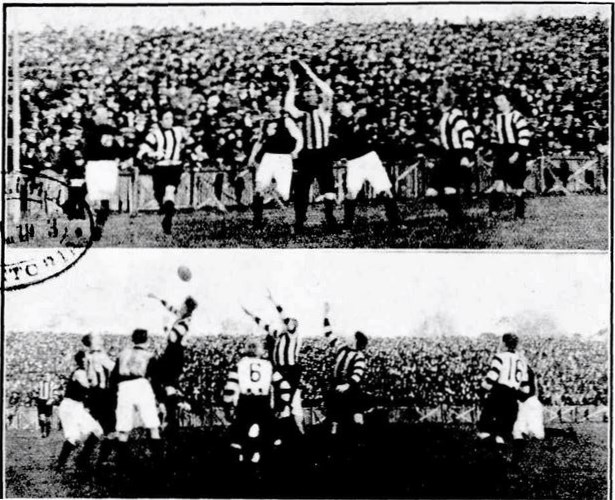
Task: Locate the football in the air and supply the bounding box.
[178,266,192,282]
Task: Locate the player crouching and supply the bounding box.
[223,338,291,465]
[248,96,303,229]
[56,351,104,470]
[335,100,403,231]
[115,329,162,465]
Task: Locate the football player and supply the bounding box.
[513,365,545,440]
[223,338,291,465]
[56,351,104,470]
[477,333,530,444]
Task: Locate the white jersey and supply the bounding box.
[223,356,291,406]
[484,351,528,390]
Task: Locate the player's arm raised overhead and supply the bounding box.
[323,301,343,350]
[284,68,303,119]
[266,289,295,333]
[299,60,334,99]
[148,292,181,316]
[285,117,304,159]
[242,305,279,338]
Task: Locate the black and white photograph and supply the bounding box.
[2,2,612,500]
[3,3,610,249]
[3,250,610,498]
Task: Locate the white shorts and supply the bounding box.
[255,153,293,200]
[58,398,103,445]
[85,160,119,201]
[513,396,545,440]
[116,378,160,433]
[346,151,393,198]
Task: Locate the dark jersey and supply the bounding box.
[83,122,123,162]
[156,341,185,389]
[260,117,296,155]
[64,369,88,403]
[334,115,374,160]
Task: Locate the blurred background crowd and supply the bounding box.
[8,15,609,179]
[5,331,607,412]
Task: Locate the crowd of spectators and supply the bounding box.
[9,15,609,181]
[5,330,608,412]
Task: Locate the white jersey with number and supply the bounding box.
[236,357,274,396]
[485,351,528,390]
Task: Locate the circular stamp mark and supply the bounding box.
[4,172,94,291]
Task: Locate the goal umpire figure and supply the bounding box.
[285,60,338,234]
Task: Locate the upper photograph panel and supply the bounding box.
[4,4,610,249]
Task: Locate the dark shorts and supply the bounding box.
[87,387,117,434]
[277,365,302,395]
[429,149,471,192]
[327,384,365,421]
[493,147,528,190]
[478,384,519,437]
[294,148,336,195]
[37,400,53,419]
[231,396,275,445]
[152,165,184,204]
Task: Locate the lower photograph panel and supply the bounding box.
[4,250,610,499]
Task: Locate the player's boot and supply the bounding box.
[253,193,264,229]
[488,192,504,214]
[75,434,98,471]
[514,195,525,219]
[161,200,175,235]
[323,199,338,232]
[343,199,356,229]
[56,441,76,469]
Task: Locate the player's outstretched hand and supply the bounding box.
[147,292,159,301]
[241,305,255,318]
[324,301,330,317]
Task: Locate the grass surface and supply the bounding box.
[5,422,608,498]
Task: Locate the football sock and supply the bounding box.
[253,193,264,227]
[343,199,356,228]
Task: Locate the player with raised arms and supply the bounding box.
[322,302,369,439]
[223,338,292,465]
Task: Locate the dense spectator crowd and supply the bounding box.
[5,330,608,411]
[8,15,609,180]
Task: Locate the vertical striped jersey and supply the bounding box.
[323,317,367,385]
[223,356,291,406]
[438,108,475,151]
[255,315,300,368]
[297,108,332,150]
[142,125,188,164]
[483,351,529,391]
[38,380,56,400]
[494,111,531,148]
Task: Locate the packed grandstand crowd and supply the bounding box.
[6,330,608,411]
[9,15,609,178]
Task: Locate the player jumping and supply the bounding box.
[148,293,198,435]
[223,338,292,465]
[248,96,303,228]
[334,99,403,230]
[242,289,304,436]
[137,109,191,234]
[322,302,368,438]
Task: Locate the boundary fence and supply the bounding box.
[5,154,608,219]
[5,404,608,431]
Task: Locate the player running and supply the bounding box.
[477,333,530,444]
[242,289,304,435]
[83,105,125,241]
[148,293,198,435]
[136,109,191,234]
[285,60,338,234]
[248,96,303,228]
[115,329,162,464]
[56,351,104,470]
[223,338,292,465]
[334,100,403,230]
[322,302,368,438]
[488,89,532,218]
[426,85,475,222]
